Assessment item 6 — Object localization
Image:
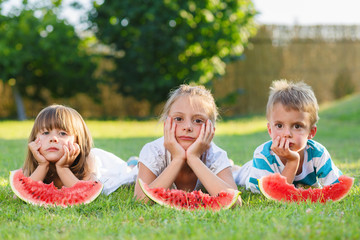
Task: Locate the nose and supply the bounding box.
[283,127,292,138]
[183,120,193,132]
[49,135,58,143]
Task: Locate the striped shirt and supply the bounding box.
[246,139,342,193]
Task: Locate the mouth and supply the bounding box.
[46,147,59,152]
[178,136,195,141]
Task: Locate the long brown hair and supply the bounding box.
[23,104,93,182]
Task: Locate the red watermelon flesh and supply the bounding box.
[10,169,103,207]
[258,173,354,203]
[138,178,241,211]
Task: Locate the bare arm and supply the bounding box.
[187,158,237,194]
[187,153,241,206]
[134,159,185,201]
[186,120,238,196]
[135,117,188,201]
[29,164,49,181]
[271,136,300,184]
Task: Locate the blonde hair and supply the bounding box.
[23,104,93,182]
[160,84,218,124]
[266,80,319,126]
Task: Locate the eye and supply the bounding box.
[294,124,302,129]
[59,131,68,136]
[173,117,183,122]
[275,123,282,129]
[41,130,49,135]
[193,118,205,125]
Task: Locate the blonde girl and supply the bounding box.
[134,84,240,204]
[23,104,137,194]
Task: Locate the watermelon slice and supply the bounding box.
[258,173,354,203]
[10,169,103,207]
[138,178,241,211]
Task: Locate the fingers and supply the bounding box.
[28,138,47,164]
[58,142,80,168]
[204,120,215,142]
[164,117,175,142]
[188,120,213,157]
[271,136,299,162]
[197,120,214,145]
[272,136,291,150]
[28,137,41,152]
[164,116,171,136]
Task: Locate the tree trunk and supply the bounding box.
[11,85,26,121]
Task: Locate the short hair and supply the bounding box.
[160,84,218,124]
[266,80,319,126]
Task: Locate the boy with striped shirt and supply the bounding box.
[234,80,342,193]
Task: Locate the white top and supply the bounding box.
[138,137,231,190]
[91,148,138,195]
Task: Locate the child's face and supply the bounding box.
[267,103,316,153]
[36,128,76,162]
[168,95,210,150]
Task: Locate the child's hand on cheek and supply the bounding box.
[56,142,80,169]
[163,117,186,162]
[271,136,300,163]
[187,120,214,160]
[28,138,48,166]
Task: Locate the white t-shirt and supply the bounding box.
[138,137,231,190]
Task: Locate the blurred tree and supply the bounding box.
[0,0,97,120]
[88,0,257,109]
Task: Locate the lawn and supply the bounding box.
[0,94,359,239]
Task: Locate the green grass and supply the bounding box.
[1,94,360,239]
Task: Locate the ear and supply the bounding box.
[267,122,272,136]
[308,125,317,139]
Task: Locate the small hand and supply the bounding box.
[187,120,214,160]
[271,136,300,163]
[28,138,48,166]
[56,142,80,169]
[163,117,186,162]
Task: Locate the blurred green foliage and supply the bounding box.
[0,0,97,104]
[89,0,257,107]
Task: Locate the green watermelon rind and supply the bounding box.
[10,169,103,207]
[258,173,354,203]
[138,178,240,211]
[10,170,36,206]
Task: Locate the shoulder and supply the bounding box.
[254,140,273,156]
[205,142,231,174]
[306,139,326,150]
[253,140,281,166]
[205,141,230,162]
[306,139,329,158]
[139,137,167,176]
[208,141,227,155]
[140,137,165,156]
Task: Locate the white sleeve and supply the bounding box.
[206,143,231,175]
[138,139,167,177]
